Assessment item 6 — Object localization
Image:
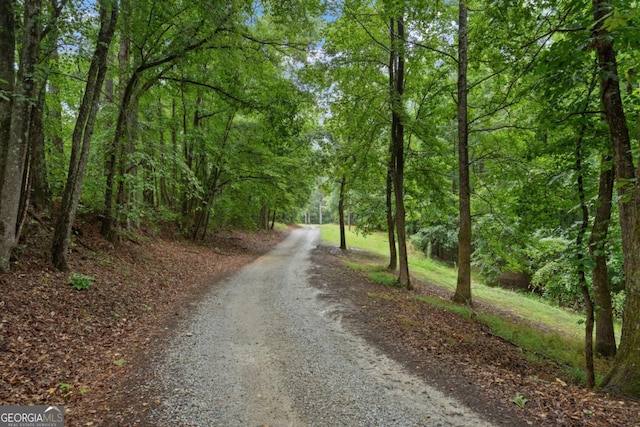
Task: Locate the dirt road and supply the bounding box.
[152,227,494,426]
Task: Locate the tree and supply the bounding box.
[589,155,616,357]
[26,0,70,213]
[318,0,398,267]
[0,0,16,213]
[453,0,471,304]
[0,0,42,271]
[100,0,226,239]
[575,107,596,388]
[338,175,347,250]
[386,139,397,271]
[51,0,118,271]
[592,0,640,398]
[389,11,411,289]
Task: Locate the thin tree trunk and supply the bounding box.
[30,89,50,211]
[16,133,32,242]
[453,1,472,304]
[51,0,118,271]
[0,0,16,195]
[200,209,210,240]
[390,15,410,289]
[576,124,596,388]
[142,131,156,207]
[48,47,64,153]
[170,98,178,205]
[590,155,616,357]
[592,0,640,398]
[339,176,347,250]
[385,166,397,270]
[0,0,41,271]
[386,23,397,272]
[102,25,133,239]
[386,16,396,271]
[157,101,170,207]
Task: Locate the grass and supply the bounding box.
[367,271,400,287]
[318,223,614,384]
[319,224,391,256]
[272,222,290,232]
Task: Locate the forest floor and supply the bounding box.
[1,220,639,426]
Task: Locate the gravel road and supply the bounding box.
[152,227,495,427]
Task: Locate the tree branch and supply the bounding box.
[159,76,256,108]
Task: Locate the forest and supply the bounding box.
[1,0,640,402]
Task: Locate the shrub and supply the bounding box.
[67,272,94,291]
[410,221,458,260]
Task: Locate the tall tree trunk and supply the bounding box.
[30,90,50,211]
[453,1,472,304]
[576,125,596,388]
[590,155,616,357]
[385,172,397,270]
[48,48,64,153]
[270,208,276,230]
[0,0,41,271]
[386,113,397,270]
[260,204,269,231]
[0,0,15,190]
[390,15,410,289]
[592,0,640,398]
[51,0,118,271]
[338,175,347,250]
[102,19,133,239]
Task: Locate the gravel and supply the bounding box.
[151,227,495,427]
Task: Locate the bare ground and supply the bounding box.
[1,220,639,426]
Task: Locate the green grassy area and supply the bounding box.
[272,222,290,232]
[318,223,613,384]
[319,224,391,255]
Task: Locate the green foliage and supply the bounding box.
[58,382,73,398]
[611,291,627,319]
[531,260,577,304]
[113,358,127,367]
[33,0,324,242]
[510,394,528,408]
[526,235,581,304]
[410,220,458,257]
[472,216,526,283]
[67,273,94,291]
[367,271,400,287]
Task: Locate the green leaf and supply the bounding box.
[510,394,528,408]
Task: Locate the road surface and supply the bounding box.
[152,227,494,426]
